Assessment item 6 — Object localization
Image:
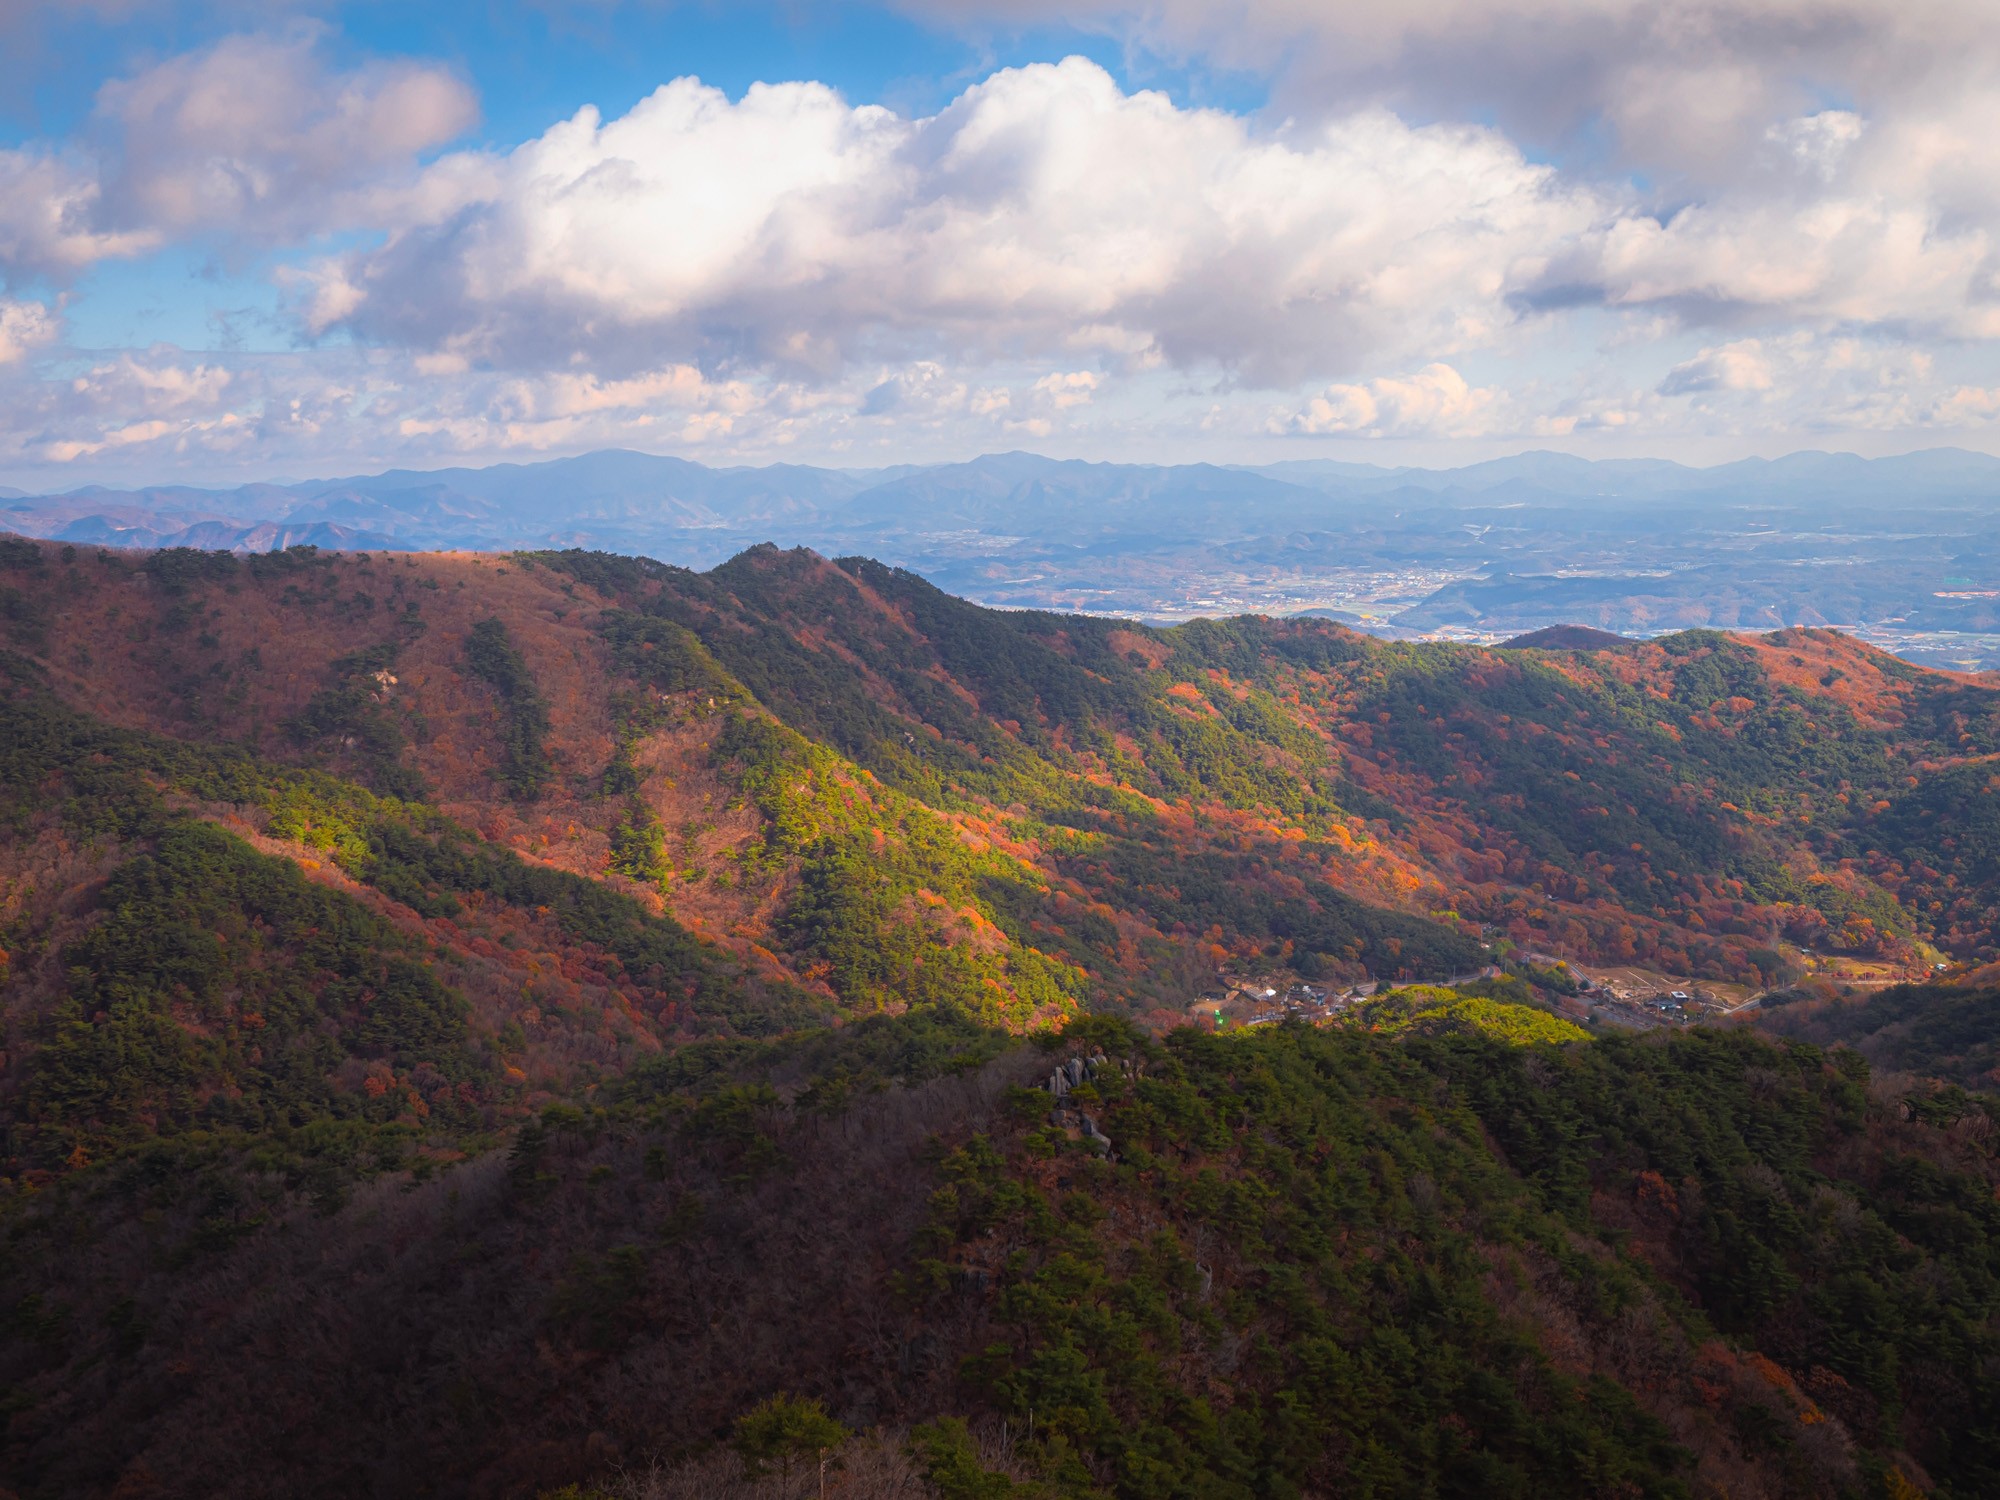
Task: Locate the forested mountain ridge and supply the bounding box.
[15,535,2000,1008]
[8,534,2000,1126]
[3,536,2000,1498]
[10,533,2000,1162]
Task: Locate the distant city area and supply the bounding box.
[12,445,2000,667]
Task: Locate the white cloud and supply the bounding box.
[0,342,844,477]
[1548,167,2000,336]
[0,298,58,364]
[6,23,2000,477]
[1650,331,1988,432]
[1659,340,1777,395]
[1932,385,2000,422]
[0,330,1996,488]
[92,31,478,243]
[0,148,156,277]
[903,0,2000,182]
[19,349,254,464]
[0,32,474,280]
[498,365,714,420]
[309,58,1609,385]
[1764,110,1866,181]
[1281,363,1498,436]
[1032,371,1101,409]
[861,363,971,421]
[290,51,2000,399]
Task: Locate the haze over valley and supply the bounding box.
[13,444,2000,667]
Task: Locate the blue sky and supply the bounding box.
[2,2,1270,142]
[20,0,1231,355]
[1,0,1998,488]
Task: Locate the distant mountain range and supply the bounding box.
[11,446,2000,660]
[10,445,2000,556]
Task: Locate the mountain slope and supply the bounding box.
[15,535,2000,1046]
[540,547,2000,980]
[4,1011,1994,1499]
[7,538,2000,1497]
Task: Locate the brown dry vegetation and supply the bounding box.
[12,540,2000,1022]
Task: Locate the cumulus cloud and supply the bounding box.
[903,0,2000,183]
[92,31,478,242]
[1032,371,1101,409]
[305,58,1609,385]
[1649,331,1993,431]
[1539,144,2000,336]
[859,362,1015,423]
[1280,363,1498,436]
[0,32,474,280]
[880,2,2000,374]
[4,20,2000,476]
[0,297,58,364]
[0,148,155,278]
[1933,385,2000,423]
[0,341,845,478]
[289,50,2000,397]
[1,328,1996,487]
[1765,110,1866,181]
[13,348,250,465]
[1659,340,1777,395]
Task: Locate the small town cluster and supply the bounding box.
[1186,961,1756,1035]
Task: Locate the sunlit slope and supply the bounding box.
[540,545,2000,984]
[11,535,2000,1055]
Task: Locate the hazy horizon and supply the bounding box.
[13,440,2000,500]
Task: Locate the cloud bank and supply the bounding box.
[298,59,1601,385]
[0,12,1995,482]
